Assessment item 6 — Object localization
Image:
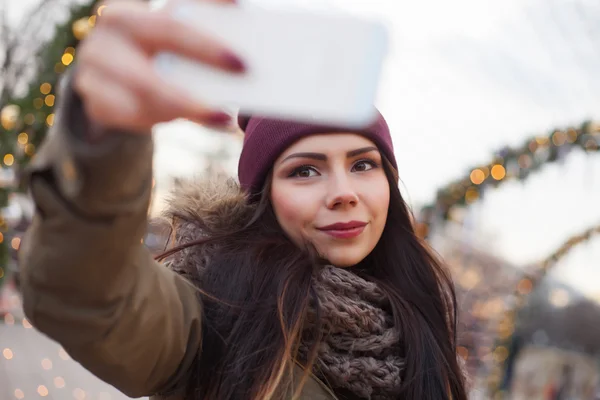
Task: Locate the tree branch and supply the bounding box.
[1,0,71,101]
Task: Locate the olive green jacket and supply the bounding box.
[18,71,336,400]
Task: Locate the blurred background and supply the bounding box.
[1,0,599,399]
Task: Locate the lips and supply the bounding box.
[317,221,368,239]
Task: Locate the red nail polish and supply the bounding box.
[222,52,246,73]
[207,112,232,126]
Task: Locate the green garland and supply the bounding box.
[489,224,600,398]
[0,1,99,288]
[416,120,600,238]
[413,121,599,398]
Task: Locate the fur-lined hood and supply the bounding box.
[158,176,257,284]
[163,176,254,237]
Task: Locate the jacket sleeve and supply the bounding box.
[18,69,203,398]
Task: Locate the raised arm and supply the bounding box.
[18,69,203,398]
[17,0,244,396]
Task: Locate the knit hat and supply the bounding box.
[237,111,397,194]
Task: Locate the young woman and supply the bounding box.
[18,1,468,399]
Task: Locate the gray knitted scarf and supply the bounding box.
[299,266,404,399]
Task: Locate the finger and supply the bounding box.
[79,31,232,126]
[100,1,246,73]
[74,67,148,133]
[77,66,233,132]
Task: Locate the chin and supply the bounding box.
[322,248,369,268]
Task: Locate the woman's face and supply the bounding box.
[270,133,390,267]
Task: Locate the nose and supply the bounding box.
[325,172,359,209]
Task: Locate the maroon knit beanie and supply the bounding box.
[237,110,397,194]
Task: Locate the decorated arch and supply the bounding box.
[414,119,600,397]
[416,120,600,239]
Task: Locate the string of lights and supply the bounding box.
[416,120,600,240]
[0,0,101,288]
[487,223,600,398]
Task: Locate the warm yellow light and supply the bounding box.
[45,94,56,107]
[40,82,52,95]
[14,389,24,399]
[42,358,53,370]
[1,104,20,130]
[46,113,55,126]
[0,232,4,243]
[490,164,506,180]
[97,5,107,15]
[11,237,20,250]
[552,131,566,146]
[38,385,49,396]
[470,169,485,185]
[65,47,76,56]
[18,132,28,145]
[73,18,92,40]
[73,388,86,400]
[3,348,13,360]
[3,154,14,166]
[62,53,74,66]
[54,376,66,388]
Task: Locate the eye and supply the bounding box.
[352,159,379,172]
[289,165,320,178]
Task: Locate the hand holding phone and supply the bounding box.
[154,1,389,128]
[73,0,244,135]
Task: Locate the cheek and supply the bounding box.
[366,176,390,225]
[271,185,315,240]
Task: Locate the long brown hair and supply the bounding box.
[157,156,467,400]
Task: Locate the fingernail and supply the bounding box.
[221,52,246,73]
[207,112,232,126]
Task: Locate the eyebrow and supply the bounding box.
[281,146,379,163]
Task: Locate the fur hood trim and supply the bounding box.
[162,176,254,236]
[159,176,256,283]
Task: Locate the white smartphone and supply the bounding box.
[153,1,389,128]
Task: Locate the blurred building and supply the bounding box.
[429,226,526,379]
